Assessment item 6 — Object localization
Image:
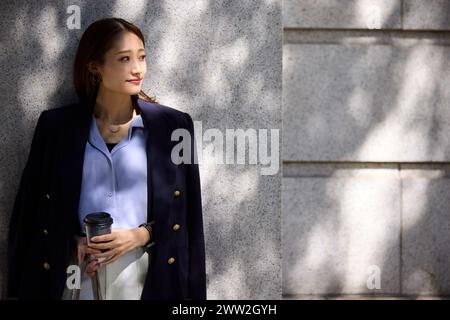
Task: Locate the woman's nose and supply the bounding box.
[132,62,142,75]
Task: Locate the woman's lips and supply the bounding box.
[127,79,141,85]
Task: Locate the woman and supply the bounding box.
[7,18,206,300]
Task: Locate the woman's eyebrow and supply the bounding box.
[115,48,145,55]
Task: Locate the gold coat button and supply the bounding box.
[168,257,175,265]
[172,224,180,232]
[43,262,50,270]
[43,229,48,236]
[174,190,181,197]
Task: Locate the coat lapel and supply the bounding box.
[137,99,177,231]
[59,104,91,234]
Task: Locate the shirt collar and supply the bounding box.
[91,113,145,130]
[88,113,145,155]
[130,113,144,128]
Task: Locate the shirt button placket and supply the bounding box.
[109,160,115,201]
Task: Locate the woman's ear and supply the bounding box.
[87,61,100,75]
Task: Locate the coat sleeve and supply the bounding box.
[7,110,48,298]
[183,112,207,300]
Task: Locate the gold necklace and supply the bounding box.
[95,109,136,134]
[108,124,121,133]
[95,118,123,134]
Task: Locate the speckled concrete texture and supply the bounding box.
[401,171,450,295]
[0,0,282,299]
[283,0,450,299]
[283,170,401,295]
[403,0,450,30]
[283,43,450,162]
[283,0,401,29]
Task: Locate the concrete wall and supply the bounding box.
[5,0,447,301]
[283,0,450,298]
[0,0,282,299]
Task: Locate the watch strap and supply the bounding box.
[139,220,155,249]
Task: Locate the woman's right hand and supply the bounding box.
[84,259,101,278]
[75,236,101,278]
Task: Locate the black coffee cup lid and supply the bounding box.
[84,212,113,225]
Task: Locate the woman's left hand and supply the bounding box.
[88,228,149,267]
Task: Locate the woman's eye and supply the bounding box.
[119,55,146,62]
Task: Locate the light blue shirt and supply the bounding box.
[78,113,149,233]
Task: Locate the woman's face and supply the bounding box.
[93,31,147,96]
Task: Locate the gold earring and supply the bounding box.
[90,73,101,85]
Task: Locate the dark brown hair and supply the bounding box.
[73,17,157,110]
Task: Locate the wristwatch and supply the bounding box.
[139,220,155,249]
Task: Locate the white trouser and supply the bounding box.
[62,247,149,300]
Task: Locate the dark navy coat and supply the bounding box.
[7,97,206,300]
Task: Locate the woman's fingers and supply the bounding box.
[88,241,113,250]
[85,247,102,255]
[84,259,100,277]
[92,248,116,259]
[90,233,115,243]
[98,251,121,267]
[77,250,85,264]
[76,237,87,264]
[77,244,101,264]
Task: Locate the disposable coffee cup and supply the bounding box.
[83,212,113,300]
[84,212,113,247]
